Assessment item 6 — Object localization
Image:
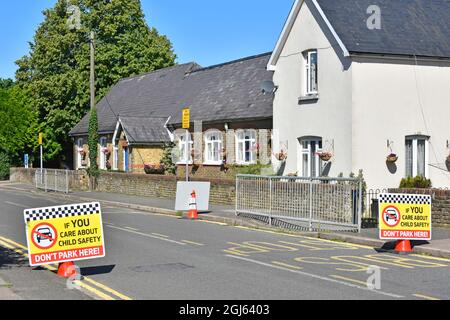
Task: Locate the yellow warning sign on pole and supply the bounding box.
[379,193,432,240]
[38,132,43,145]
[182,108,190,129]
[24,202,105,267]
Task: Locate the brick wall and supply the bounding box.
[10,167,89,191]
[389,188,450,227]
[96,172,235,205]
[176,164,238,180]
[10,168,235,206]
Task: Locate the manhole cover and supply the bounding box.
[130,263,194,273]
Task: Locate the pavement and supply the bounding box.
[2,181,450,260]
[0,182,450,300]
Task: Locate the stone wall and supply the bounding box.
[10,167,89,191]
[389,188,450,227]
[96,172,235,206]
[10,168,235,206]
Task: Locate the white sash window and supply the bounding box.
[405,136,429,178]
[236,130,257,165]
[304,50,318,95]
[204,131,223,165]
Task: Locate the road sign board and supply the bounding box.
[24,154,29,169]
[24,202,105,267]
[379,193,432,241]
[182,108,190,129]
[38,133,43,145]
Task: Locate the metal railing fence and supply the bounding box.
[35,169,69,194]
[236,175,363,232]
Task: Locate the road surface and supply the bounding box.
[0,186,449,300]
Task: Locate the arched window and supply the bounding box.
[204,130,223,165]
[99,137,107,170]
[176,131,193,164]
[236,130,257,165]
[76,138,84,169]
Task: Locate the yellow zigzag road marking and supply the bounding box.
[0,235,131,300]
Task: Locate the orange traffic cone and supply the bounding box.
[395,240,413,254]
[57,261,78,278]
[188,191,199,220]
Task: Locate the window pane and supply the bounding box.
[405,140,413,177]
[417,140,426,177]
[237,142,244,162]
[245,141,251,162]
[302,141,308,150]
[310,142,317,177]
[303,154,309,177]
[310,52,318,92]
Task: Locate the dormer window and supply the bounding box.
[303,50,318,96]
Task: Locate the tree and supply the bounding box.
[0,85,39,166]
[0,78,14,90]
[16,0,177,167]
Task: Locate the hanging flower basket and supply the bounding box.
[318,152,333,162]
[275,150,287,161]
[387,153,398,163]
[79,149,87,160]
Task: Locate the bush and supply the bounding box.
[161,142,176,175]
[400,176,432,189]
[233,164,273,175]
[0,152,10,180]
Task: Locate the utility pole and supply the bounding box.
[90,31,95,110]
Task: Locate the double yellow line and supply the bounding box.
[0,235,132,300]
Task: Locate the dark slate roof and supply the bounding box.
[316,0,450,58]
[69,62,202,136]
[120,117,171,145]
[168,52,274,125]
[70,53,273,138]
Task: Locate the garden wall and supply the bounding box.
[10,168,235,206]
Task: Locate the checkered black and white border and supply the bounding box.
[379,194,431,205]
[24,202,101,223]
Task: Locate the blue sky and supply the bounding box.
[0,0,293,80]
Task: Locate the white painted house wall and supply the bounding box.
[271,0,450,189]
[271,0,353,178]
[352,57,450,189]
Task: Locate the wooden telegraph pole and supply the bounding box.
[90,31,95,111]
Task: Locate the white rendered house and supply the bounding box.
[269,0,450,189]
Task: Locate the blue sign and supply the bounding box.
[24,154,29,169]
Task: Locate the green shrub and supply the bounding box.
[0,152,10,180]
[88,107,99,178]
[232,164,273,175]
[400,176,432,189]
[161,142,176,175]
